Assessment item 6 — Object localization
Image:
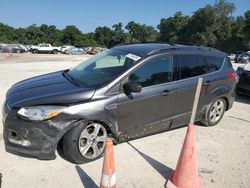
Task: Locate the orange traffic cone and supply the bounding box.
[100,138,116,188]
[166,124,203,188]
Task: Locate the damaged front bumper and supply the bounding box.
[2,101,75,160]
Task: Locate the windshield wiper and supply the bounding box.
[62,70,81,87]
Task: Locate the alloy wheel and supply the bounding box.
[78,123,107,159]
[209,99,225,123]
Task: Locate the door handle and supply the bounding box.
[203,81,211,86]
[161,89,173,96]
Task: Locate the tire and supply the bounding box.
[33,49,39,54]
[52,49,58,54]
[60,121,108,164]
[201,98,226,126]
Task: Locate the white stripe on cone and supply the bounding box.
[101,173,116,187]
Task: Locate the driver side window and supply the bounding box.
[129,55,173,88]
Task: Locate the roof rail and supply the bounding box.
[114,41,222,55]
[170,41,201,46]
[114,41,172,47]
[114,41,204,48]
[146,45,222,56]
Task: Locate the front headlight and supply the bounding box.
[17,106,66,121]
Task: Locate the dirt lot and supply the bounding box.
[0,54,250,188]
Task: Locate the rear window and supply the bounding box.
[205,56,224,72]
[178,55,206,79]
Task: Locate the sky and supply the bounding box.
[0,0,249,33]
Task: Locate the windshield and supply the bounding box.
[68,49,141,88]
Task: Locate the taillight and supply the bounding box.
[227,72,237,79]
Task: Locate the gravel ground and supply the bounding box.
[0,54,250,188]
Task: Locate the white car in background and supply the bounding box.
[30,43,61,54]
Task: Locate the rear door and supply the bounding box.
[117,54,176,139]
[171,54,209,127]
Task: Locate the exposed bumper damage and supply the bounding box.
[2,103,76,160]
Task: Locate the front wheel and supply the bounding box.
[33,49,39,54]
[201,98,226,126]
[52,49,58,54]
[60,121,108,164]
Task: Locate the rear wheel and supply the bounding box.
[201,98,226,126]
[60,121,108,164]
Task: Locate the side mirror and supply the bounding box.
[123,82,142,93]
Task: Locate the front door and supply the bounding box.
[117,54,176,139]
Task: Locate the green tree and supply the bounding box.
[62,25,84,46]
[0,23,16,43]
[23,24,44,44]
[185,5,217,46]
[213,0,235,50]
[184,0,235,50]
[110,23,127,46]
[158,12,189,43]
[227,16,245,52]
[94,26,113,48]
[125,21,157,42]
[0,0,249,52]
[244,10,250,49]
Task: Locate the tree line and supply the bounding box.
[0,0,249,53]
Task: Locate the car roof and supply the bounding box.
[113,43,225,57]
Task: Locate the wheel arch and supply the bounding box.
[55,118,119,151]
[205,85,231,110]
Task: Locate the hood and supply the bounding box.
[6,71,95,108]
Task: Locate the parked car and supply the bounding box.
[236,63,250,96]
[87,47,107,55]
[0,44,6,53]
[60,45,75,53]
[64,47,85,55]
[228,53,236,62]
[19,44,29,52]
[235,52,250,64]
[1,44,26,53]
[2,43,237,164]
[82,46,93,54]
[30,43,60,54]
[88,46,98,55]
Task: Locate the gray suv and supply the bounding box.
[2,43,237,164]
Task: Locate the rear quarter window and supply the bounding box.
[205,56,224,73]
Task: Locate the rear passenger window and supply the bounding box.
[205,56,224,72]
[178,55,206,79]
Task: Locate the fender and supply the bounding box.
[204,85,231,107]
[51,115,120,153]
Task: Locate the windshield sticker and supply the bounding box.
[126,53,141,61]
